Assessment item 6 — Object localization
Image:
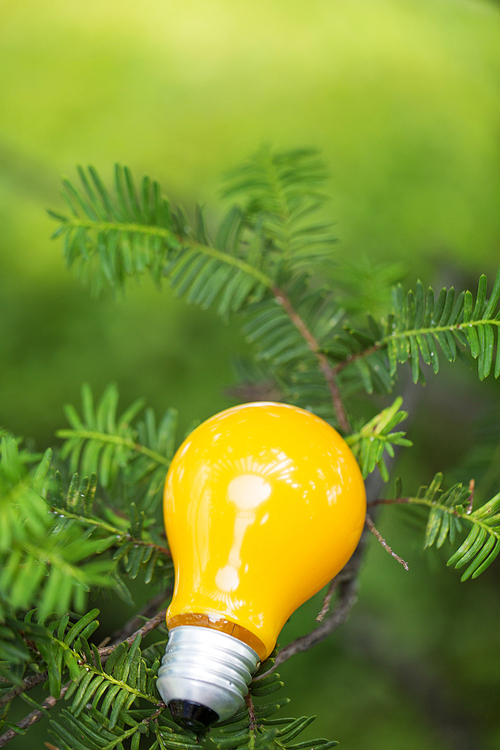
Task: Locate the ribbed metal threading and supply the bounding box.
[156,626,260,724]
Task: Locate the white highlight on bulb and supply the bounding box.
[215,474,272,593]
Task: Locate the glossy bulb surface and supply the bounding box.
[163,401,366,660]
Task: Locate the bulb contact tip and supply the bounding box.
[167,700,220,731]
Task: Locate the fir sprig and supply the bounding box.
[222,146,336,270]
[328,268,500,387]
[376,474,500,580]
[56,383,176,510]
[50,164,273,307]
[0,436,115,621]
[346,397,412,481]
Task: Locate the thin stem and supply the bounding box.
[245,693,258,732]
[365,513,409,571]
[382,319,500,342]
[108,589,172,645]
[331,317,500,376]
[272,287,351,433]
[316,578,339,623]
[0,673,49,708]
[98,607,168,660]
[332,344,381,375]
[0,683,72,748]
[368,495,500,542]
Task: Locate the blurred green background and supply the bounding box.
[2,0,500,747]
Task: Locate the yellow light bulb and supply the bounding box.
[157,402,366,730]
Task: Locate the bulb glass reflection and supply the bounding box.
[163,401,366,660]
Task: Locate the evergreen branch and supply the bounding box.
[57,429,170,468]
[327,268,500,383]
[51,165,274,307]
[0,608,167,712]
[56,384,178,513]
[212,667,338,750]
[59,218,273,289]
[107,590,171,646]
[48,505,127,537]
[346,397,412,481]
[322,269,500,393]
[98,607,167,659]
[56,384,174,492]
[272,287,350,432]
[0,673,50,709]
[45,472,172,590]
[222,146,336,270]
[0,441,117,620]
[51,709,143,750]
[371,474,500,580]
[332,343,381,375]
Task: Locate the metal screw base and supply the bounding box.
[156,625,260,725]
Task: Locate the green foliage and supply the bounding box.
[0,435,114,622]
[51,164,271,309]
[46,646,332,750]
[380,269,500,383]
[56,382,175,510]
[400,473,500,581]
[222,146,336,270]
[346,397,412,481]
[5,145,500,748]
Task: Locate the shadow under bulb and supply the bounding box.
[156,402,366,731]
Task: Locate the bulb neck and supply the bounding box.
[157,625,260,728]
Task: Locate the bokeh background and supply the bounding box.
[2,0,500,748]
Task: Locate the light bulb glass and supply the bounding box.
[157,402,366,728]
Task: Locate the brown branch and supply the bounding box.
[367,497,409,507]
[272,286,351,433]
[315,578,339,623]
[245,693,257,732]
[108,589,172,646]
[365,513,409,571]
[133,539,171,558]
[0,683,72,748]
[0,673,49,708]
[98,606,168,660]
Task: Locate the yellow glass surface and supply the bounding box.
[163,402,366,659]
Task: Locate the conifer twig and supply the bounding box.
[366,497,409,507]
[97,607,168,660]
[245,694,258,731]
[365,513,409,570]
[272,287,351,433]
[316,578,339,623]
[332,344,381,375]
[0,684,72,747]
[108,589,172,645]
